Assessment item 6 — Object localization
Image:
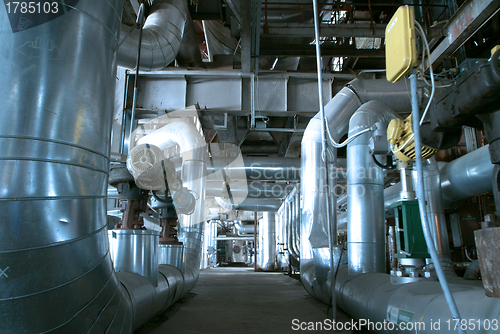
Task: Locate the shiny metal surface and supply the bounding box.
[0,1,135,332]
[336,266,500,334]
[117,0,199,70]
[235,221,255,235]
[158,244,185,272]
[109,229,161,286]
[300,79,411,303]
[258,212,276,271]
[206,180,293,198]
[440,145,494,208]
[117,264,185,330]
[419,159,451,260]
[347,100,398,275]
[215,197,282,212]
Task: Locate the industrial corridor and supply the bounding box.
[137,267,362,334]
[2,0,500,333]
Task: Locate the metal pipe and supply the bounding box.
[258,212,277,271]
[347,100,399,275]
[301,78,411,304]
[206,180,293,198]
[440,145,494,208]
[335,266,500,334]
[234,221,255,235]
[215,197,282,212]
[117,0,200,70]
[129,8,144,149]
[420,158,451,260]
[0,1,134,331]
[410,70,464,332]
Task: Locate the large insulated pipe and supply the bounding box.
[206,180,293,198]
[117,0,201,70]
[440,145,494,208]
[0,1,135,332]
[335,267,500,334]
[258,212,276,271]
[383,145,494,214]
[421,158,451,260]
[144,120,207,292]
[215,197,282,212]
[301,78,411,303]
[208,156,346,182]
[347,101,399,275]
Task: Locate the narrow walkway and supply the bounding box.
[137,267,364,334]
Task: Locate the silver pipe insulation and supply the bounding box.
[257,212,277,271]
[234,221,255,235]
[117,0,201,70]
[440,145,494,209]
[300,78,411,304]
[335,266,500,334]
[383,145,494,214]
[421,158,452,261]
[0,1,135,332]
[215,197,282,212]
[347,101,400,276]
[206,180,293,198]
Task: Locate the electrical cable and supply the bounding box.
[326,122,375,148]
[410,69,466,334]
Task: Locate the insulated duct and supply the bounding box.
[117,0,201,70]
[335,266,500,334]
[383,145,494,214]
[215,197,282,212]
[0,1,134,331]
[440,145,495,208]
[257,212,276,271]
[301,78,411,303]
[347,101,399,275]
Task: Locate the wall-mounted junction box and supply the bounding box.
[385,5,418,83]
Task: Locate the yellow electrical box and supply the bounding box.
[385,5,418,83]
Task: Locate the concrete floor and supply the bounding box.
[136,267,366,334]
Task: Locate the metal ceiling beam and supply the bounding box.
[262,23,386,38]
[430,0,500,68]
[260,45,385,57]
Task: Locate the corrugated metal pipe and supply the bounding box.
[0,1,136,331]
[301,78,411,304]
[117,0,201,70]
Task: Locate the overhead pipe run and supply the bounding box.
[215,197,282,212]
[117,0,201,70]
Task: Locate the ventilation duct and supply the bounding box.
[0,1,134,331]
[117,0,201,70]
